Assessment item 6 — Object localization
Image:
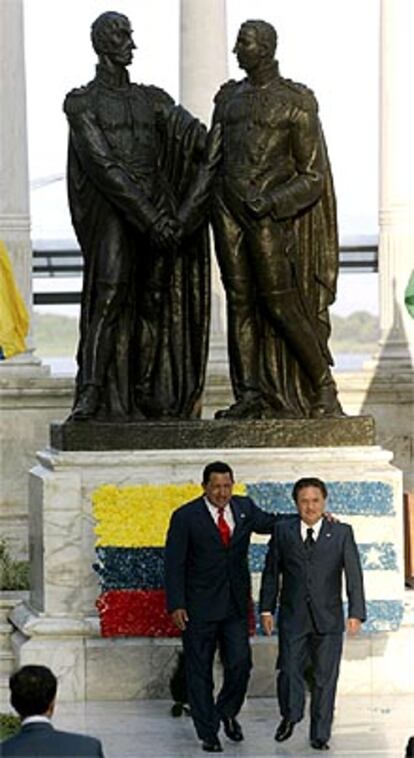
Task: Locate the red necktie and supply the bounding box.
[217,509,231,547]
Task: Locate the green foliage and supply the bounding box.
[30,310,380,359]
[0,713,20,741]
[33,312,78,357]
[330,311,379,353]
[0,541,29,591]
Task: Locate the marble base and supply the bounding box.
[0,375,73,558]
[335,369,414,491]
[0,351,50,377]
[9,598,414,700]
[203,368,414,490]
[9,443,405,699]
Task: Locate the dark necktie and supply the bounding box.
[217,509,231,547]
[304,527,315,550]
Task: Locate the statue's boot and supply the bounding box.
[265,289,344,419]
[71,384,101,421]
[215,392,264,420]
[310,378,344,419]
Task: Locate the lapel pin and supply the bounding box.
[240,513,246,519]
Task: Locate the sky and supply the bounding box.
[24,0,380,315]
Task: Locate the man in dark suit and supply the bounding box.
[406,736,414,756]
[260,477,366,751]
[164,460,278,752]
[2,665,104,757]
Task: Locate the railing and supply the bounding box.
[32,243,379,306]
[339,245,378,272]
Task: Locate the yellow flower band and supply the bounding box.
[92,482,247,548]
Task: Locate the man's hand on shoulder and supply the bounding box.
[323,512,339,523]
[260,612,274,636]
[172,608,189,631]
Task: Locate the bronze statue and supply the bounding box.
[212,20,343,419]
[64,12,220,421]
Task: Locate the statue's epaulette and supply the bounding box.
[214,79,239,106]
[141,84,175,111]
[63,82,94,116]
[281,77,318,112]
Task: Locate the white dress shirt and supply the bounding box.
[204,498,235,534]
[300,518,323,542]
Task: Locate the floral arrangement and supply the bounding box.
[93,482,245,636]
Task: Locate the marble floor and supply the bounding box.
[50,695,414,757]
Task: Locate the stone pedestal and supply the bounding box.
[50,416,376,451]
[8,439,407,699]
[0,376,73,558]
[335,370,414,491]
[203,369,414,491]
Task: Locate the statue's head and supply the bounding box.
[233,20,277,73]
[91,11,136,66]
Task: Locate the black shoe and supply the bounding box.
[201,737,223,752]
[221,716,244,742]
[311,739,330,750]
[275,718,295,742]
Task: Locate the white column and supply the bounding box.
[179,0,230,390]
[179,0,228,123]
[376,0,414,369]
[0,0,45,372]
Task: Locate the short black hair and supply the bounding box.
[202,461,234,485]
[10,666,57,718]
[292,477,328,503]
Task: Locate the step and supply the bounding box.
[0,682,12,711]
[0,592,28,625]
[0,652,14,676]
[0,622,13,651]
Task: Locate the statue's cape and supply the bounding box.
[67,90,210,419]
[150,104,211,418]
[259,129,339,416]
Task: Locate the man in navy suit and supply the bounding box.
[165,460,279,752]
[2,665,104,757]
[260,477,366,751]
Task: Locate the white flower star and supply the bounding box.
[365,546,381,567]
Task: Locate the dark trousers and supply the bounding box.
[277,608,343,743]
[182,613,252,742]
[212,192,329,400]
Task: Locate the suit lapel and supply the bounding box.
[290,517,307,557]
[198,497,223,545]
[313,518,334,554]
[228,498,247,546]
